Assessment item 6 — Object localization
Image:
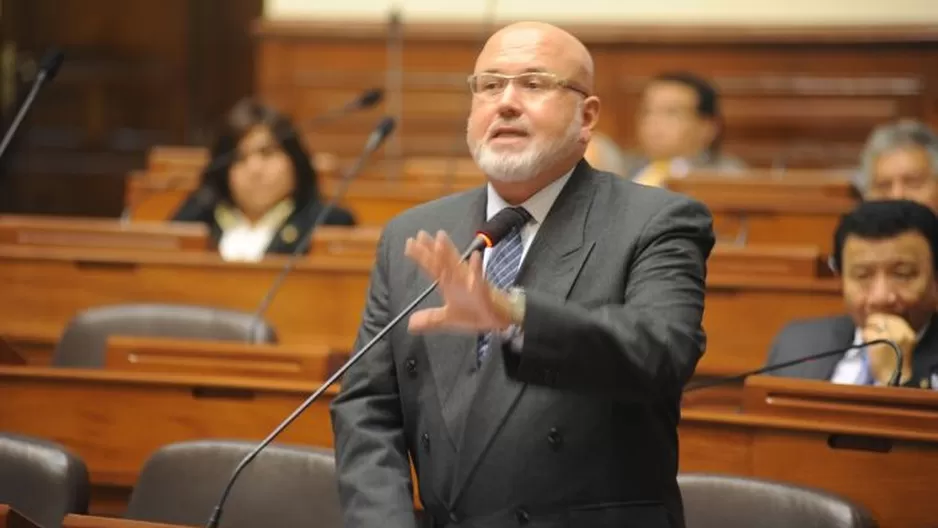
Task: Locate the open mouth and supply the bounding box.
[490,127,529,141]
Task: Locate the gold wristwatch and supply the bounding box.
[506,286,526,326]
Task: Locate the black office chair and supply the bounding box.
[52,303,278,367]
[679,473,878,528]
[125,440,340,528]
[0,432,90,527]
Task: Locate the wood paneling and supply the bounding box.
[0,0,262,217]
[252,20,938,169]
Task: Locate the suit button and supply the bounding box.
[543,369,556,385]
[421,433,430,452]
[515,507,530,525]
[547,428,563,450]
[449,511,461,523]
[405,357,418,377]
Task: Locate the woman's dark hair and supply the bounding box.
[200,98,320,207]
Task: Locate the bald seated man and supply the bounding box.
[330,21,715,528]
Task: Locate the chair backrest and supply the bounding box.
[52,303,278,367]
[679,473,877,528]
[0,433,90,527]
[125,440,340,528]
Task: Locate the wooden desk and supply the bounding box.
[0,246,371,353]
[667,172,858,252]
[64,516,189,528]
[0,367,330,515]
[0,215,209,252]
[0,243,843,376]
[681,375,938,528]
[125,175,477,226]
[2,367,933,526]
[104,336,338,381]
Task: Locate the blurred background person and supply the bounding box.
[172,98,356,262]
[857,119,938,213]
[625,71,746,186]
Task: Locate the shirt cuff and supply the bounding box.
[500,324,524,352]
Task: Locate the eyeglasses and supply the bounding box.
[467,72,590,99]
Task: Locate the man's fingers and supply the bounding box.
[408,307,448,333]
[435,230,463,265]
[406,230,446,277]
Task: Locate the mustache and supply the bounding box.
[486,119,531,138]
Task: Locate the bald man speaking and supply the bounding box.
[330,22,714,528]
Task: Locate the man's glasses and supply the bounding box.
[467,72,590,99]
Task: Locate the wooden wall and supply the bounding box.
[0,0,263,217]
[252,21,938,170]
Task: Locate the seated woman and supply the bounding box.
[171,98,355,261]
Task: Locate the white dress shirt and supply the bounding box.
[216,200,294,262]
[483,168,574,349]
[483,168,573,271]
[830,323,930,387]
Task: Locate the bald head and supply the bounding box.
[476,22,595,93]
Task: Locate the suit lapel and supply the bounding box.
[424,188,488,448]
[808,316,856,380]
[449,160,598,503]
[912,314,938,387]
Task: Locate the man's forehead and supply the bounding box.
[844,232,932,262]
[476,30,566,72]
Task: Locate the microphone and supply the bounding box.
[304,88,384,127]
[244,116,397,343]
[684,338,904,392]
[200,88,384,177]
[204,206,530,528]
[0,49,64,162]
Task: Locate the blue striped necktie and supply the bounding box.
[476,210,527,364]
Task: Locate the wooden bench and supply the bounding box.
[666,170,859,252]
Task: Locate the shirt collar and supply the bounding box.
[485,168,574,224]
[215,198,295,231]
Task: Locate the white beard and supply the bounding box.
[469,107,584,183]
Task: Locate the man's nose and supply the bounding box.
[866,275,899,309]
[495,83,523,118]
[888,181,906,199]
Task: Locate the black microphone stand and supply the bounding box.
[684,338,904,392]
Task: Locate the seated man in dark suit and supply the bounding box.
[766,199,938,389]
[622,71,746,186]
[172,98,356,261]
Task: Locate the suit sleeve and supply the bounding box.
[329,228,418,528]
[501,196,714,401]
[763,326,790,377]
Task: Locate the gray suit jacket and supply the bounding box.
[330,160,715,528]
[765,314,938,387]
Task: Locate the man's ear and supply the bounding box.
[582,96,601,134]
